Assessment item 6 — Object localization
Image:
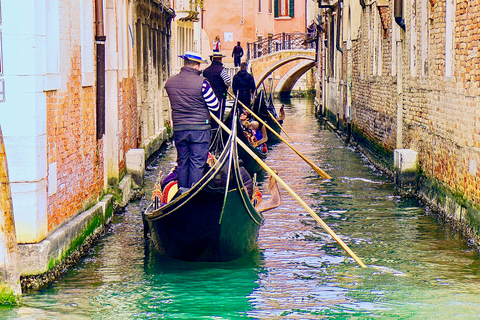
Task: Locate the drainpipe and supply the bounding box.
[345,0,352,142]
[0,126,21,303]
[395,15,404,149]
[336,1,343,54]
[394,0,405,30]
[95,0,106,139]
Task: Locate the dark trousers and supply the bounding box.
[174,129,211,188]
[234,56,241,67]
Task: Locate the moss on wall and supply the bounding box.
[0,284,21,306]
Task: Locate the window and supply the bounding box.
[269,0,272,13]
[274,0,294,18]
[259,0,261,12]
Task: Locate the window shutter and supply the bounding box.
[289,0,294,17]
[274,0,278,17]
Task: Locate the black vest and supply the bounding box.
[165,67,211,131]
[203,61,227,99]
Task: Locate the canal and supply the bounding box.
[3,98,480,319]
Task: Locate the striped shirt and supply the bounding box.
[220,68,232,88]
[202,80,219,112]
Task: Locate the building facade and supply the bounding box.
[201,0,310,65]
[0,0,173,254]
[318,0,480,240]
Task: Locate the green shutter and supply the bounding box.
[274,0,278,17]
[289,0,294,17]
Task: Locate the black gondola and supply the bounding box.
[251,89,283,145]
[143,115,272,262]
[223,107,267,174]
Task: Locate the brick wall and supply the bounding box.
[325,0,480,228]
[118,77,138,175]
[46,49,104,231]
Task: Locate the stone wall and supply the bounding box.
[320,0,480,242]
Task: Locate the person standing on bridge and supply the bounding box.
[203,52,231,125]
[164,51,219,189]
[232,62,255,111]
[212,35,221,52]
[232,41,244,68]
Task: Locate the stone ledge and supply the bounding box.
[142,127,169,160]
[17,195,114,276]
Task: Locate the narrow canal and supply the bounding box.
[4,98,480,319]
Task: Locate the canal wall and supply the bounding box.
[317,1,480,249]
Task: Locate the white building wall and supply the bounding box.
[1,0,50,243]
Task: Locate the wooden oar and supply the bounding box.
[228,91,332,180]
[211,112,366,268]
[267,111,294,143]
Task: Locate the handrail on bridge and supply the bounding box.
[247,32,317,61]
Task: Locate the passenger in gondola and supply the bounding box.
[164,51,220,190]
[249,121,268,153]
[232,62,256,112]
[277,105,285,123]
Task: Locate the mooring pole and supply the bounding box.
[0,126,22,304]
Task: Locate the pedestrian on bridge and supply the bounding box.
[164,51,219,189]
[232,62,255,111]
[203,52,231,125]
[212,35,221,52]
[232,41,244,68]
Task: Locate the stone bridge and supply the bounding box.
[244,32,317,96]
[248,50,316,96]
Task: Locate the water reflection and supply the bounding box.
[4,98,480,319]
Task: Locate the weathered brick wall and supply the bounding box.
[350,4,396,156]
[118,77,138,175]
[339,0,480,219]
[46,49,104,232]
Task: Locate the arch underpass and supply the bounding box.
[249,50,316,96]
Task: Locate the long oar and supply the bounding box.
[228,91,332,180]
[267,111,294,143]
[211,112,366,268]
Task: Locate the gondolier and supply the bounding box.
[203,52,231,125]
[232,62,256,111]
[164,51,219,189]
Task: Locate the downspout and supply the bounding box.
[336,1,343,54]
[95,0,106,139]
[394,0,405,30]
[345,0,352,142]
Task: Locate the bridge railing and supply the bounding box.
[246,32,315,61]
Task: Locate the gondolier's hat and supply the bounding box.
[210,52,226,58]
[178,51,208,64]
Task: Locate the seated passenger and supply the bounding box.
[249,121,268,153]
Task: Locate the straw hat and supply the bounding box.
[178,51,208,64]
[210,52,226,58]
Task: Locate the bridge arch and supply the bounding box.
[275,60,316,93]
[250,53,316,95]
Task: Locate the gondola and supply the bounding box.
[251,88,284,145]
[223,108,267,174]
[143,113,276,262]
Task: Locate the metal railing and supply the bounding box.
[246,32,316,61]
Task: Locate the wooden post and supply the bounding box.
[0,126,22,304]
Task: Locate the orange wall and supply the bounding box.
[202,0,308,63]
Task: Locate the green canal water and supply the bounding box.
[3,98,480,319]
